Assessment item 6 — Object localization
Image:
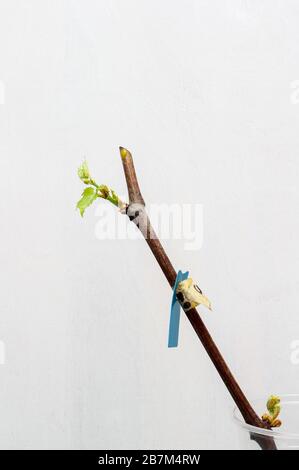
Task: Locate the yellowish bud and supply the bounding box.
[78,160,91,184]
[120,147,127,159]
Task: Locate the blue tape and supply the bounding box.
[168,270,189,348]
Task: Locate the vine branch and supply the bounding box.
[76,148,276,450]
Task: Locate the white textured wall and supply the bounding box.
[0,0,299,450]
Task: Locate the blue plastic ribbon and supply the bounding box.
[168,270,189,348]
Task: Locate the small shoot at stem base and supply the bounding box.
[261,395,282,428]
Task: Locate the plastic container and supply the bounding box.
[233,394,299,450]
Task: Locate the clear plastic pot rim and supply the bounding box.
[233,394,299,440]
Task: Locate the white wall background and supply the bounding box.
[0,0,299,450]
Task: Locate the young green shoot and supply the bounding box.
[76,160,125,216]
[262,395,282,428]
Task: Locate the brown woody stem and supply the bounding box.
[119,147,276,450]
[119,147,145,206]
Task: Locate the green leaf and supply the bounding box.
[76,187,98,217]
